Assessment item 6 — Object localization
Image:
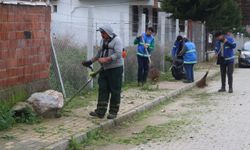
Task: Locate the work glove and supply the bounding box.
[82,60,93,67]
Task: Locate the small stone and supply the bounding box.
[161,109,166,113]
[128,101,134,104]
[132,131,140,134]
[11,102,33,112]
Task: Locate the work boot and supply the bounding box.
[229,88,233,93]
[107,114,117,119]
[89,111,104,119]
[218,88,226,92]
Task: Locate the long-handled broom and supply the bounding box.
[196,52,219,88]
[196,65,212,88]
[196,45,223,88]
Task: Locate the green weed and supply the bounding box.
[117,119,190,145]
[140,83,159,91]
[160,71,175,82]
[33,126,47,136]
[1,135,16,140]
[14,107,41,124]
[67,137,82,150]
[0,90,28,131]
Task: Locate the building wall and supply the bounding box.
[50,0,131,47]
[50,0,157,47]
[0,3,51,99]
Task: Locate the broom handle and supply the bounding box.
[207,46,223,72]
[141,35,152,64]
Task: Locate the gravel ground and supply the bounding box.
[131,68,250,150]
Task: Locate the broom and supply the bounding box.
[196,45,223,88]
[196,67,210,88]
[196,51,219,88]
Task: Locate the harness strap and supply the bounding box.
[101,34,117,57]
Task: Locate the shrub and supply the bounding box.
[0,105,15,131]
[0,90,40,131]
[50,36,88,97]
[14,107,41,124]
[124,42,171,83]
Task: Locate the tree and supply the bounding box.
[162,0,242,31]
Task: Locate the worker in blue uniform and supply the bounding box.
[180,39,197,83]
[214,31,236,93]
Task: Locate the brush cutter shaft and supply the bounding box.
[63,67,103,109]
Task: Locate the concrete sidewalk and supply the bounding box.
[0,68,219,150]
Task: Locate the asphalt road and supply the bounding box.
[131,68,250,150]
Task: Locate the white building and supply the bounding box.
[50,0,160,47]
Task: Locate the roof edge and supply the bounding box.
[0,1,49,6]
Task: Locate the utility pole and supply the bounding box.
[160,12,166,72]
[141,13,146,33]
[120,12,125,82]
[175,19,179,38]
[184,20,188,38]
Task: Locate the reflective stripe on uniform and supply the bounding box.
[184,61,197,64]
[225,56,235,60]
[137,52,150,57]
[139,42,150,46]
[185,49,196,53]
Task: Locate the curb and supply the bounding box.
[46,70,220,150]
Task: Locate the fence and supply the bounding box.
[49,6,207,99]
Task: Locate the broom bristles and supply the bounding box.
[196,71,209,88]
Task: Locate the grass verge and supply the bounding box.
[0,90,40,131]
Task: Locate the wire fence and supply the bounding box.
[49,9,212,99]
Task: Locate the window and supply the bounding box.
[143,8,149,29]
[53,5,57,13]
[152,8,158,33]
[132,6,139,35]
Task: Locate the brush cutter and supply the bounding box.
[55,66,103,117]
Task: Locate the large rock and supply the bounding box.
[27,90,64,118]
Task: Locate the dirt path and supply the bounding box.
[85,68,250,150]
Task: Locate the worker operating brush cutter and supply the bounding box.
[82,24,123,119]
